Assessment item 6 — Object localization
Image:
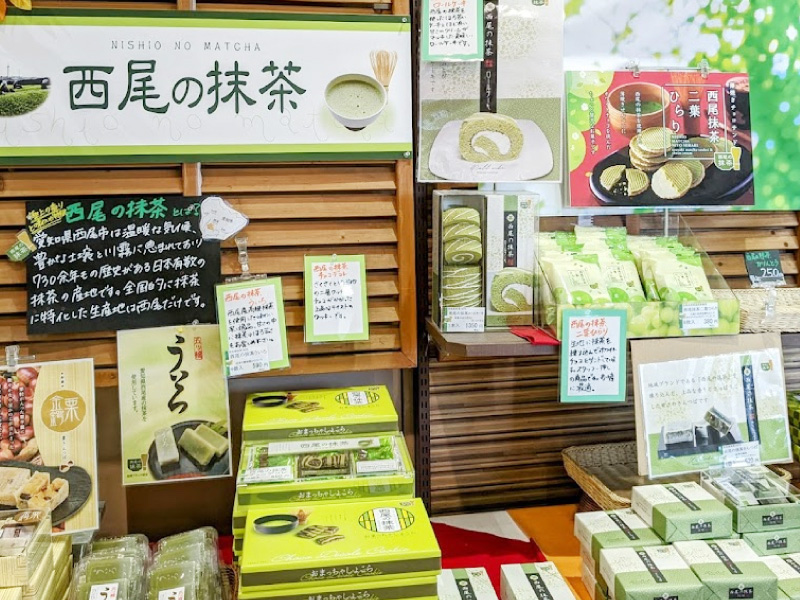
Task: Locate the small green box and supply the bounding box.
[242,385,398,442]
[439,568,498,600]
[240,498,440,593]
[762,554,800,599]
[574,509,663,563]
[236,434,415,506]
[701,467,800,534]
[742,529,800,556]
[673,539,778,600]
[599,546,704,600]
[238,576,438,600]
[631,483,733,542]
[500,562,576,600]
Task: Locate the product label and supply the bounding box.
[526,574,554,600]
[709,543,743,575]
[241,465,294,484]
[691,521,713,534]
[679,302,720,330]
[666,485,702,511]
[373,508,402,533]
[728,587,754,599]
[609,513,640,541]
[784,557,800,574]
[455,576,478,600]
[443,307,485,333]
[268,438,379,455]
[158,587,185,600]
[347,391,369,406]
[90,584,119,600]
[767,537,788,550]
[722,442,761,468]
[763,514,785,527]
[355,459,399,474]
[637,550,667,583]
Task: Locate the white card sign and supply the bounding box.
[304,255,369,342]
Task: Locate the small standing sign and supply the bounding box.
[304,255,370,343]
[560,308,627,403]
[745,250,786,288]
[422,0,484,61]
[216,278,290,376]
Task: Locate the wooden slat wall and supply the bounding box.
[0,161,417,386]
[429,211,800,514]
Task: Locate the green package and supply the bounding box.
[147,562,201,600]
[240,498,440,593]
[631,483,733,542]
[762,554,800,599]
[236,435,414,505]
[238,575,439,600]
[599,546,704,600]
[438,568,498,600]
[541,253,611,306]
[673,539,778,600]
[574,509,664,564]
[242,385,398,442]
[500,562,576,600]
[743,529,800,556]
[596,249,646,303]
[701,467,800,534]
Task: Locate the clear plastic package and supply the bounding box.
[89,534,151,561]
[157,528,218,555]
[71,554,147,600]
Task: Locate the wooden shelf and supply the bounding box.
[426,318,559,360]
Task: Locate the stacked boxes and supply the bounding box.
[761,554,800,599]
[438,568,498,600]
[500,563,577,600]
[239,499,440,600]
[674,539,779,599]
[0,511,54,600]
[702,466,800,556]
[233,385,414,562]
[236,385,439,598]
[600,546,705,600]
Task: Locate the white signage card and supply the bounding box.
[304,255,369,342]
[0,13,412,164]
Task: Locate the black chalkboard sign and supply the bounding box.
[744,250,785,288]
[25,196,220,334]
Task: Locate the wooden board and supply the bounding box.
[0,161,417,386]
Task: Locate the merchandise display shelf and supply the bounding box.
[426,318,559,360]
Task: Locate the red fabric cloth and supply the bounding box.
[433,522,546,593]
[510,326,560,346]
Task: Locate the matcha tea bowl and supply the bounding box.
[325,74,387,131]
[607,82,669,138]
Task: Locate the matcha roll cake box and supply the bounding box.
[242,385,398,442]
[240,498,440,595]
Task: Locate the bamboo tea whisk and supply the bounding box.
[370,50,398,90]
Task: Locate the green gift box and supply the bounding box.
[242,385,398,442]
[438,568,498,600]
[599,546,705,600]
[237,575,439,600]
[240,498,440,593]
[631,483,733,542]
[500,562,577,600]
[574,509,663,563]
[762,554,800,599]
[701,467,800,534]
[673,539,778,600]
[742,529,800,556]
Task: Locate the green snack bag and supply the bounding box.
[597,248,646,303]
[541,253,611,306]
[654,253,714,302]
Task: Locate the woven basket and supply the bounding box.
[735,288,800,334]
[562,441,791,511]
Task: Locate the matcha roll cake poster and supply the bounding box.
[564,0,800,211]
[419,0,564,183]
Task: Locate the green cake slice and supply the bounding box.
[459,112,523,163]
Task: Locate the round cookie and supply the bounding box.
[688,137,717,168]
[631,134,668,160]
[599,164,626,192]
[652,163,693,200]
[682,159,706,188]
[625,168,650,196]
[638,127,674,155]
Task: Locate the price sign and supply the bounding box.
[560,308,627,403]
[745,250,786,288]
[679,303,720,330]
[442,307,485,333]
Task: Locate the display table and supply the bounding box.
[509,504,590,600]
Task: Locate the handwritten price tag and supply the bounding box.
[679,303,720,330]
[442,307,485,333]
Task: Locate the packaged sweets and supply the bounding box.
[631,483,733,542]
[0,510,52,588]
[574,509,663,563]
[761,554,800,599]
[673,539,778,600]
[439,568,498,600]
[599,546,704,600]
[71,554,147,600]
[653,252,714,302]
[595,249,646,303]
[500,562,576,600]
[242,386,398,442]
[743,530,800,556]
[701,466,800,534]
[89,534,150,560]
[540,253,611,306]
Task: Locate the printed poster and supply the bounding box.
[0,12,412,164]
[0,358,99,535]
[567,70,754,208]
[564,0,800,211]
[632,334,790,478]
[118,324,232,485]
[418,0,564,183]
